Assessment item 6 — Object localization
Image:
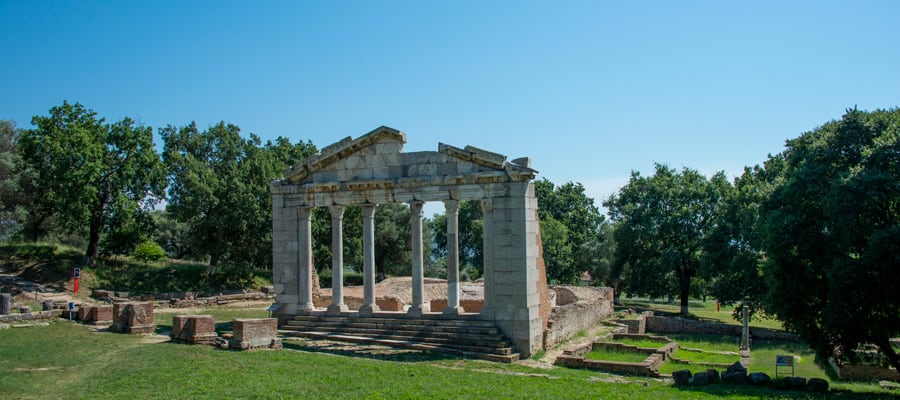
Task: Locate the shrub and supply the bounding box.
[132,241,166,262]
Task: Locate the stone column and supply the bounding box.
[0,293,10,315]
[443,200,461,316]
[327,206,349,313]
[297,207,316,312]
[359,204,380,315]
[741,303,750,351]
[480,199,494,318]
[407,201,429,316]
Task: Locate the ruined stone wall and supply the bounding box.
[543,285,614,349]
[645,316,799,341]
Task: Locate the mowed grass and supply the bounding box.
[606,336,671,349]
[6,322,896,399]
[583,348,651,363]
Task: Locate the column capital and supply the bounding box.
[408,200,424,216]
[362,203,377,218]
[443,199,459,214]
[298,206,313,219]
[329,205,345,220]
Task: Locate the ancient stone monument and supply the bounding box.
[79,305,114,325]
[110,302,156,334]
[230,318,281,350]
[270,126,546,356]
[171,315,218,345]
[0,293,10,315]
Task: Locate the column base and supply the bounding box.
[406,304,430,317]
[326,304,349,315]
[297,303,316,313]
[442,306,461,316]
[358,304,380,315]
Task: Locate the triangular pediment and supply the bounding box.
[279,126,537,189]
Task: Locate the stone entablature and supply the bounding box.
[273,126,536,207]
[271,126,546,357]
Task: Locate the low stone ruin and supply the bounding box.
[78,305,113,325]
[171,315,217,345]
[229,318,282,350]
[543,285,615,348]
[554,334,677,377]
[110,302,156,334]
[672,362,829,392]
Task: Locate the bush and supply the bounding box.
[132,241,166,262]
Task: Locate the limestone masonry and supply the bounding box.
[270,126,546,356]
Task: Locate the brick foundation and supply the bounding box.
[172,315,218,345]
[110,302,156,334]
[230,318,282,350]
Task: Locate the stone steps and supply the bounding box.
[281,314,520,362]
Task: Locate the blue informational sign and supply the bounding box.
[73,268,81,278]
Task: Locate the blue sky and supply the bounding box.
[2,1,898,215]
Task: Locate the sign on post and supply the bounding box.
[775,355,795,378]
[73,268,81,294]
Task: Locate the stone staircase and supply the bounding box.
[279,314,520,363]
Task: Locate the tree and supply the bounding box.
[161,121,315,282]
[373,203,412,277]
[760,108,900,372]
[534,179,606,283]
[701,161,782,318]
[432,200,484,276]
[20,102,167,264]
[0,120,29,240]
[605,164,728,315]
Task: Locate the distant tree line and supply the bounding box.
[604,107,900,372]
[3,102,898,371]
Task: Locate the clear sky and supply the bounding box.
[2,1,898,215]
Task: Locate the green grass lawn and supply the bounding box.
[607,336,671,349]
[671,349,740,365]
[583,348,651,363]
[3,318,897,399]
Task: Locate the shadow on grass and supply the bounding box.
[282,339,460,363]
[671,383,900,399]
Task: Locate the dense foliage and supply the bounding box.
[760,108,900,372]
[605,164,729,315]
[161,121,315,284]
[19,102,167,264]
[534,179,607,284]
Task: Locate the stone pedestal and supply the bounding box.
[110,302,156,334]
[0,293,10,315]
[79,305,114,325]
[172,315,218,345]
[230,318,281,350]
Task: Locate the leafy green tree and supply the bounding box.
[534,179,605,283]
[0,120,32,240]
[374,203,412,277]
[605,164,728,315]
[701,161,783,318]
[432,200,484,275]
[20,102,167,264]
[760,108,900,372]
[161,121,315,282]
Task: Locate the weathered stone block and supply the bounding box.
[78,305,113,324]
[0,293,11,315]
[230,318,281,350]
[171,315,217,345]
[110,302,155,334]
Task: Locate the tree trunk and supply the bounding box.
[208,252,219,274]
[679,267,691,316]
[84,214,103,266]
